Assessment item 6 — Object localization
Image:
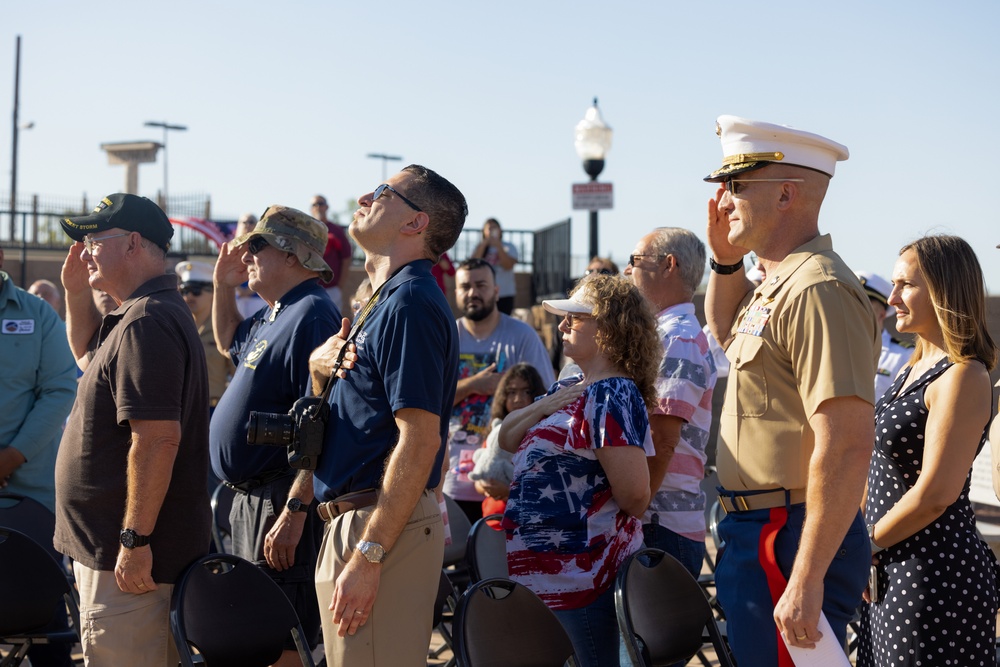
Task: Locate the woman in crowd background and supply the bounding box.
[499,274,661,667]
[858,234,998,667]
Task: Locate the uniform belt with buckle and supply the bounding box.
[718,488,806,514]
[316,489,379,522]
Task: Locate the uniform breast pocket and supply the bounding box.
[729,335,767,418]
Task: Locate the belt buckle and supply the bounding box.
[718,494,751,514]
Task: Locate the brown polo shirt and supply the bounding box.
[54,273,211,583]
[718,234,878,492]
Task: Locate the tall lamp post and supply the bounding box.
[366,153,402,181]
[574,98,613,260]
[144,120,187,214]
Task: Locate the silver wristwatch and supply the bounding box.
[357,540,387,563]
[868,524,885,554]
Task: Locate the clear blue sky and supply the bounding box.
[4,1,999,290]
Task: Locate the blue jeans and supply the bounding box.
[715,506,869,667]
[642,521,706,579]
[553,584,622,667]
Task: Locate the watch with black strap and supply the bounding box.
[710,257,746,275]
[286,497,308,513]
[120,528,151,549]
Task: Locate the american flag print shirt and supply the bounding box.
[502,375,653,610]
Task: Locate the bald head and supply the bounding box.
[29,279,63,314]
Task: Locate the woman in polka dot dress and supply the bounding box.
[858,235,999,667]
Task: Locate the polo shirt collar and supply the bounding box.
[105,273,180,320]
[656,301,696,320]
[377,259,433,297]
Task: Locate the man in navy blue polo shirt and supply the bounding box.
[210,205,341,665]
[307,165,467,667]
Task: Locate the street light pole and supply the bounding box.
[574,98,613,260]
[9,35,21,245]
[366,153,402,181]
[144,121,187,213]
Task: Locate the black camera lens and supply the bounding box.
[247,411,294,446]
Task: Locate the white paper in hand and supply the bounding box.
[781,612,851,667]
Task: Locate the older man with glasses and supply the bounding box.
[56,194,211,666]
[311,195,354,314]
[210,205,342,666]
[704,116,879,667]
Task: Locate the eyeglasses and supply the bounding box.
[373,183,423,212]
[311,201,328,208]
[562,313,593,329]
[628,254,667,267]
[179,285,212,297]
[247,236,270,255]
[83,232,130,254]
[585,268,614,276]
[724,178,804,195]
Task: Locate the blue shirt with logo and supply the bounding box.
[313,260,458,501]
[210,279,340,483]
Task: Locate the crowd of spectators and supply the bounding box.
[4,113,1000,667]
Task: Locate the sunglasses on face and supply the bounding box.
[179,285,211,297]
[247,236,270,255]
[628,254,667,267]
[373,183,423,212]
[724,177,804,196]
[563,313,593,329]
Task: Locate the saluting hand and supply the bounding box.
[213,241,248,289]
[60,242,91,294]
[706,186,749,265]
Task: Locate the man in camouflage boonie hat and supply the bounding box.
[208,203,342,662]
[230,205,333,283]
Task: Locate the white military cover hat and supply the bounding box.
[176,259,215,286]
[856,270,896,318]
[705,115,850,181]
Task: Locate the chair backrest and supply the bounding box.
[170,554,315,667]
[454,577,577,667]
[616,548,733,667]
[443,494,473,567]
[0,528,74,637]
[0,493,62,564]
[465,515,508,583]
[210,482,237,554]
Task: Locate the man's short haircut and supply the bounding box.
[402,164,468,260]
[647,227,706,296]
[456,257,496,278]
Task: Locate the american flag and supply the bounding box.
[169,217,233,249]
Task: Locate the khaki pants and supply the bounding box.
[73,562,179,667]
[315,490,444,667]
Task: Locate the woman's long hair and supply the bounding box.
[902,234,997,370]
[572,274,663,410]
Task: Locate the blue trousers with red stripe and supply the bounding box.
[715,504,868,667]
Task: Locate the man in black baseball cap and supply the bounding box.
[60,193,173,253]
[54,192,210,665]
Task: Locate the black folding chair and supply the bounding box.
[0,493,63,565]
[615,548,735,667]
[453,577,578,667]
[169,553,315,667]
[0,528,81,667]
[429,570,458,667]
[465,514,508,584]
[209,482,237,554]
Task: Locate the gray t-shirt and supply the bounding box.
[443,315,554,501]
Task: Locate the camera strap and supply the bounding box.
[317,277,388,404]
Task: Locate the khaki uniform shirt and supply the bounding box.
[199,318,234,407]
[718,234,878,492]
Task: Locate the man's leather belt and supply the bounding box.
[718,488,806,514]
[316,489,379,522]
[223,468,292,494]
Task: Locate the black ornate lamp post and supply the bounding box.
[574,98,613,260]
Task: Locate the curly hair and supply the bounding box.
[571,274,662,410]
[900,235,997,370]
[490,363,548,422]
